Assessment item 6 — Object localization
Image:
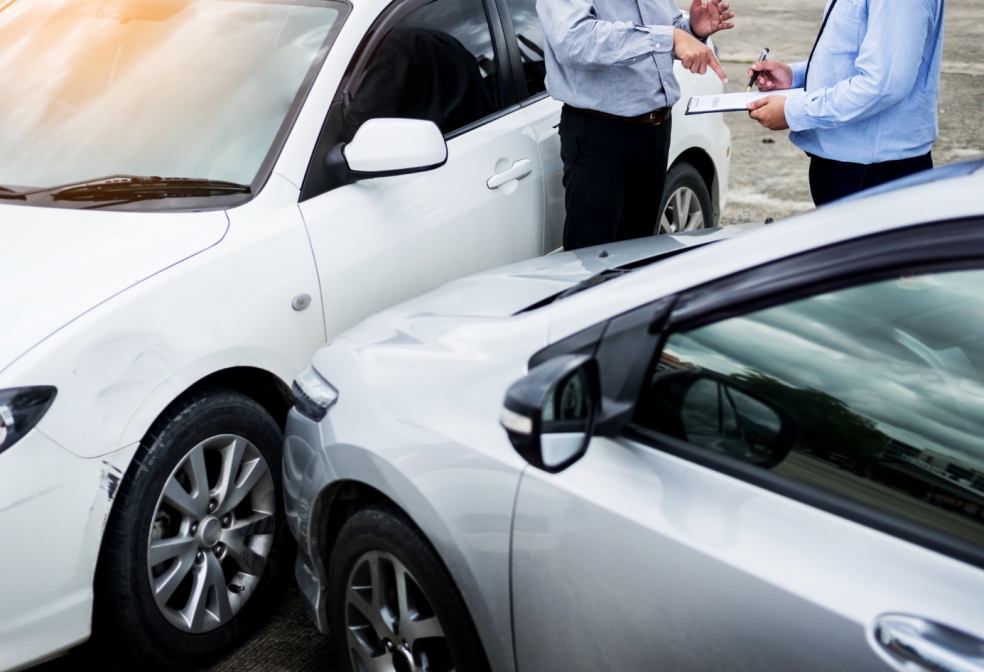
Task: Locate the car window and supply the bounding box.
[635,268,984,551]
[342,0,502,141]
[499,0,546,98]
[0,0,344,194]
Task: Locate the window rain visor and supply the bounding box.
[0,0,345,201]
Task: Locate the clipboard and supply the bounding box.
[686,88,804,115]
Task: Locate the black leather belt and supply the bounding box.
[573,106,672,125]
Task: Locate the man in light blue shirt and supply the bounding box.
[746,0,946,205]
[537,0,733,249]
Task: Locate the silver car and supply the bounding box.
[284,161,984,672]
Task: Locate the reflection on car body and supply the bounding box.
[284,163,984,672]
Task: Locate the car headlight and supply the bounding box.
[0,387,57,454]
[292,368,338,421]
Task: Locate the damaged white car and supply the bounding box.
[0,0,729,668]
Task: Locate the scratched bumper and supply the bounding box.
[283,408,335,635]
[0,429,135,672]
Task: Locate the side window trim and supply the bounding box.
[671,217,984,332]
[489,0,532,102]
[299,0,519,201]
[520,90,550,107]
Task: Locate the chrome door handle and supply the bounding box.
[487,159,532,189]
[874,614,984,672]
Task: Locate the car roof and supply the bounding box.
[542,162,984,342]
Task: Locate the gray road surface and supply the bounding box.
[34,1,984,670]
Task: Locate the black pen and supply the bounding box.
[746,48,770,92]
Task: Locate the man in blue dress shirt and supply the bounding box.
[537,0,734,250]
[747,0,946,205]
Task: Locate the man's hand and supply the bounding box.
[674,29,728,82]
[747,96,789,130]
[690,0,735,38]
[747,60,794,91]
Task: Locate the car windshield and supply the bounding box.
[0,0,343,203]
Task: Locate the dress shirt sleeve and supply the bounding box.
[537,0,674,70]
[789,60,807,89]
[672,12,706,43]
[784,0,939,132]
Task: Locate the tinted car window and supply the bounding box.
[636,269,984,550]
[500,0,546,97]
[343,0,501,140]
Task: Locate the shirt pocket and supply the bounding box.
[821,0,865,55]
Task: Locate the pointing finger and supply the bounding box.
[709,55,728,83]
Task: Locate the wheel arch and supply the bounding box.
[188,366,295,430]
[309,476,496,668]
[671,147,721,225]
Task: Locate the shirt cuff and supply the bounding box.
[634,25,675,54]
[783,90,813,132]
[789,61,807,89]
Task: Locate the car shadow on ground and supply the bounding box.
[35,583,336,672]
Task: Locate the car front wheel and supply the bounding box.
[96,388,288,668]
[329,504,489,672]
[656,162,714,235]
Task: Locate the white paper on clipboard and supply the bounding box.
[686,88,804,115]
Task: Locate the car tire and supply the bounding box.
[657,162,714,235]
[95,388,288,669]
[329,504,489,672]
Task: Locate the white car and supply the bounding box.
[0,0,728,669]
[285,161,984,672]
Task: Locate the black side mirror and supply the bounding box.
[647,369,798,468]
[501,355,599,473]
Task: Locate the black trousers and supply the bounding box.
[809,152,934,206]
[560,105,672,251]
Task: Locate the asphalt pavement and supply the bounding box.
[34,0,984,670]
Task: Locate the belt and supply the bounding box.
[573,106,672,126]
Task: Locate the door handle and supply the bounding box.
[873,614,984,672]
[487,159,532,189]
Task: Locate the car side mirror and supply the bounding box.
[501,355,599,473]
[324,118,448,189]
[649,369,799,469]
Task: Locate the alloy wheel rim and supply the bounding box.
[657,186,705,235]
[345,550,454,672]
[147,434,275,633]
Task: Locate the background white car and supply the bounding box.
[285,162,984,672]
[0,0,727,669]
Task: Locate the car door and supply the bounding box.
[298,0,544,338]
[494,0,564,252]
[510,220,984,671]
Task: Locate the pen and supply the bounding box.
[746,48,770,92]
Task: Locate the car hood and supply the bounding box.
[342,225,759,347]
[0,204,228,374]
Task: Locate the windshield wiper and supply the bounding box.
[46,175,251,202]
[0,185,27,199]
